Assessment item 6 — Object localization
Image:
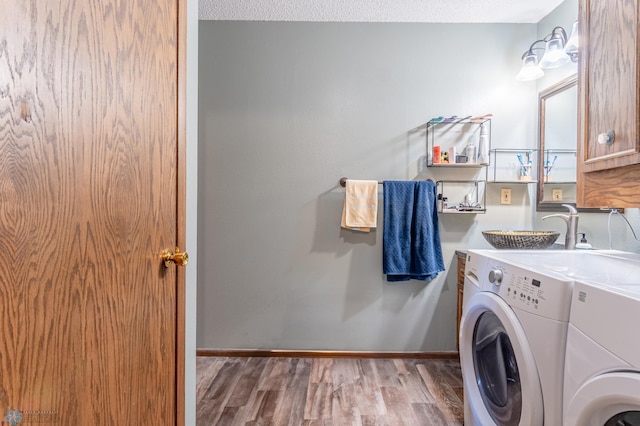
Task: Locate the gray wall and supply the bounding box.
[198,22,542,352]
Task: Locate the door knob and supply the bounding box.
[162,247,189,268]
[597,130,615,146]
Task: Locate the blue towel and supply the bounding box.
[383,180,445,282]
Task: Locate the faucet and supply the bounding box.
[542,204,579,250]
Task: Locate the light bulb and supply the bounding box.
[516,53,544,81]
[565,21,579,58]
[540,38,571,69]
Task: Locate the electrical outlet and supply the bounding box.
[501,188,512,205]
[552,189,563,201]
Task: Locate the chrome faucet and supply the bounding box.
[542,204,579,250]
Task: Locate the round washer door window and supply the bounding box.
[605,411,640,425]
[460,291,543,426]
[473,310,522,425]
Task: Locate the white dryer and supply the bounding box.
[564,279,640,426]
[460,249,574,426]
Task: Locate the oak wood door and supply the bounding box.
[0,0,184,424]
[577,0,640,208]
[580,0,640,174]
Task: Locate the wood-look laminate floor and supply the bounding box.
[196,356,464,425]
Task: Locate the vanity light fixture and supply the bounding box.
[516,40,546,81]
[539,26,572,68]
[516,23,579,81]
[564,21,579,60]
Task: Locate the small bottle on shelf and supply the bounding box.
[478,123,489,165]
[448,147,457,164]
[433,145,441,164]
[465,140,477,164]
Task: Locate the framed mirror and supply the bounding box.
[536,75,578,211]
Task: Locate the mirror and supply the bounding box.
[536,74,578,211]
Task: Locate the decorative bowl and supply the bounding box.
[482,230,560,250]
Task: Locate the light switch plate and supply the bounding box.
[501,188,512,205]
[552,189,563,201]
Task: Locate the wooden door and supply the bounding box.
[580,0,640,174]
[0,0,185,424]
[576,0,640,208]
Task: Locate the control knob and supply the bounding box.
[489,269,503,285]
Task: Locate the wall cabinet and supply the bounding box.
[577,0,640,207]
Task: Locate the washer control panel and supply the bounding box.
[484,260,573,321]
[504,272,542,308]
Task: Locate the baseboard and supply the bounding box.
[196,349,460,359]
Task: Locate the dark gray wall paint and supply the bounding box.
[198,22,539,351]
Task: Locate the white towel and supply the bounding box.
[341,179,378,232]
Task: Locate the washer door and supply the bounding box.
[565,372,640,426]
[460,292,543,426]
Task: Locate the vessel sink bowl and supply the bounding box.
[482,230,560,250]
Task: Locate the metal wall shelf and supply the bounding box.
[426,119,491,167]
[488,148,538,183]
[436,180,487,214]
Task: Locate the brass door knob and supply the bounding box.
[162,247,189,268]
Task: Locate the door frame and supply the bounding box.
[176,0,188,423]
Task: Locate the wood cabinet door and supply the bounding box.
[0,0,184,424]
[579,0,640,173]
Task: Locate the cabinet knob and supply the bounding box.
[597,130,615,146]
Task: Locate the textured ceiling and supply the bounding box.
[199,0,566,23]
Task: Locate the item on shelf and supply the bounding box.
[448,147,457,164]
[455,190,482,211]
[469,113,493,123]
[453,115,472,123]
[456,155,468,163]
[456,202,483,211]
[438,195,449,211]
[465,140,477,164]
[478,123,490,165]
[433,146,441,164]
[441,115,458,123]
[516,151,533,180]
[545,155,558,182]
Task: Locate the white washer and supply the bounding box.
[460,249,574,426]
[564,279,640,426]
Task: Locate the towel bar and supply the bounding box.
[339,177,433,188]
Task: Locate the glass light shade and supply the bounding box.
[539,38,571,69]
[516,53,544,81]
[564,21,579,56]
